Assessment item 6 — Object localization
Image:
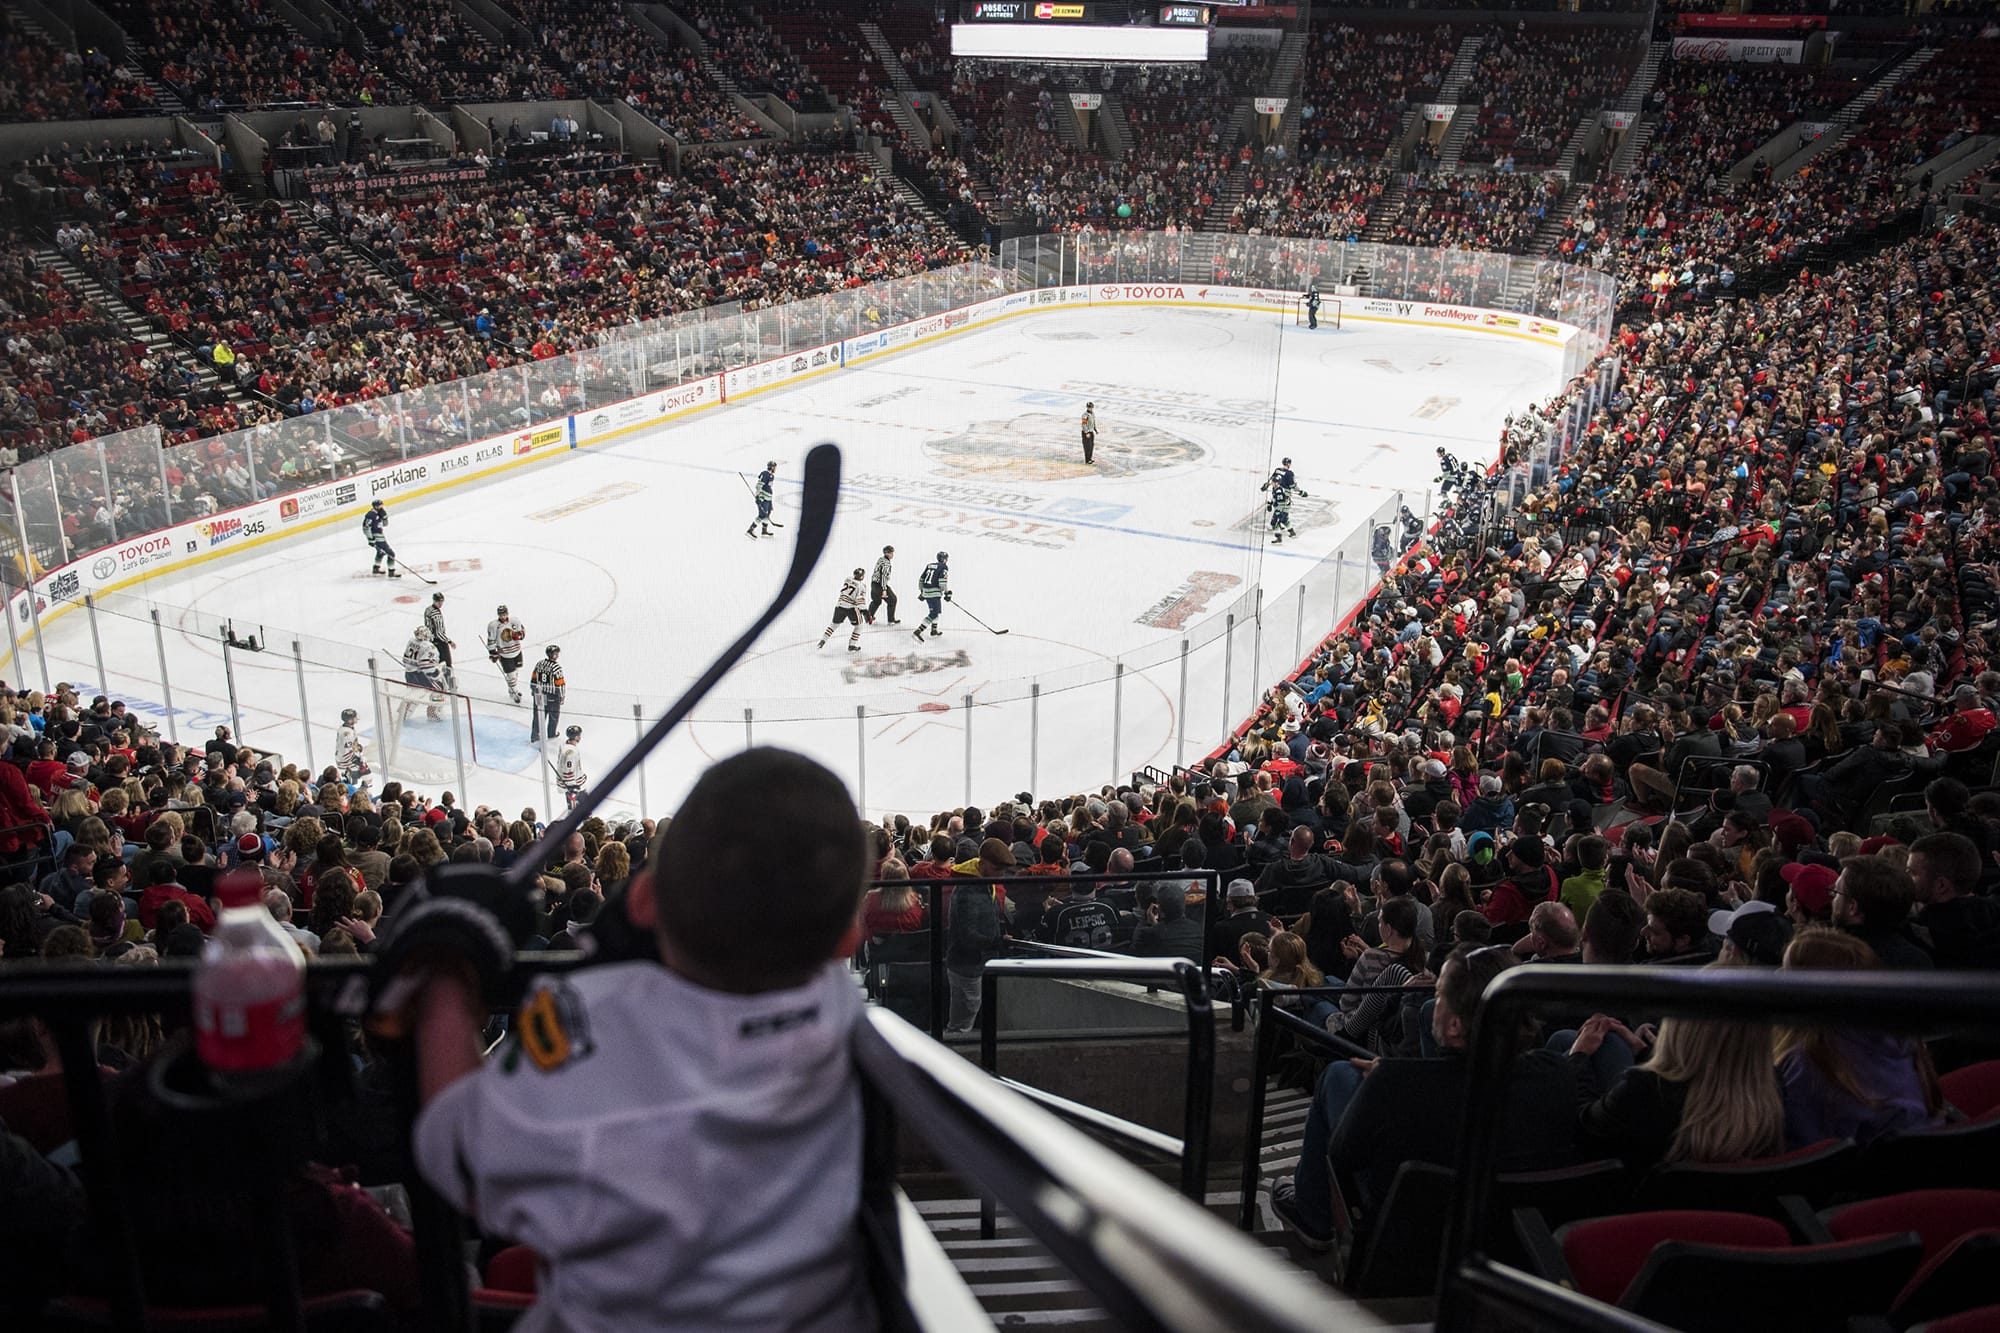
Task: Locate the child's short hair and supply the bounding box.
[1577,835,1610,870]
[656,749,864,987]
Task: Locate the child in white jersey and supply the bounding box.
[412,748,874,1332]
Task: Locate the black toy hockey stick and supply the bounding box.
[953,601,1010,636]
[507,442,841,889]
[735,472,784,527]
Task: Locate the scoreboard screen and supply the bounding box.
[954,0,1211,60]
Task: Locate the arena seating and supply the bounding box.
[1298,23,1463,164]
[669,0,829,112]
[3,11,2000,1325]
[1461,26,1644,169]
[0,12,159,121]
[349,0,562,106]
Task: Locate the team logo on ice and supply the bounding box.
[1234,493,1340,537]
[1136,572,1243,630]
[842,647,971,685]
[925,414,1204,481]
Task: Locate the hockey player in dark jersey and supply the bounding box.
[363,500,399,577]
[913,551,950,640]
[746,461,776,538]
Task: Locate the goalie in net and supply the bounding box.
[1293,287,1341,329]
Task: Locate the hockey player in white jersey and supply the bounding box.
[818,568,869,652]
[557,725,587,809]
[334,707,370,790]
[486,604,528,703]
[402,628,446,720]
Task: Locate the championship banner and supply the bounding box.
[307,164,489,196]
[1672,36,1804,64]
[1681,13,1823,29]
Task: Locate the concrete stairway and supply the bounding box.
[1098,92,1132,160]
[36,244,252,410]
[1433,109,1478,175]
[1269,28,1307,156]
[858,20,935,148]
[1768,45,1940,180]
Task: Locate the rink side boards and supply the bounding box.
[0,285,1584,675]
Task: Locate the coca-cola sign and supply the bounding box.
[1672,36,1804,64]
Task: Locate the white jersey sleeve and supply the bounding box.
[838,578,866,609]
[335,724,364,767]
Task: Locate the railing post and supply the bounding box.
[1029,682,1040,795]
[1248,586,1262,723]
[291,640,313,773]
[633,702,648,813]
[856,704,867,816]
[1176,637,1189,768]
[1177,963,1215,1205]
[926,882,945,1043]
[84,593,108,693]
[220,630,244,744]
[1221,613,1235,737]
[1238,990,1279,1231]
[365,655,386,786]
[963,692,973,806]
[743,706,753,751]
[1294,582,1306,663]
[448,689,469,805]
[1111,661,1124,787]
[979,964,1000,1240]
[23,571,48,695]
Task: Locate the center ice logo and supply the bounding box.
[924,413,1204,481]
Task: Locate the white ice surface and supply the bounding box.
[48,306,1568,822]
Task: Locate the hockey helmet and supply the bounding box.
[432,592,444,603]
[936,550,948,562]
[1281,457,1292,466]
[340,708,358,724]
[496,604,508,615]
[370,499,385,509]
[853,567,865,579]
[565,725,582,741]
[546,644,560,658]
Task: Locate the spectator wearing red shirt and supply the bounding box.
[1930,685,1997,754]
[861,864,925,937]
[907,833,956,879]
[135,861,216,933]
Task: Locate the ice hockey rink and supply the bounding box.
[38,303,1572,821]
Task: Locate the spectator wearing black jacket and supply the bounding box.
[1909,832,2000,968]
[1833,855,1933,970]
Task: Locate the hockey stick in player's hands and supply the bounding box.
[392,562,439,586]
[952,601,1010,636]
[506,442,841,889]
[735,472,784,527]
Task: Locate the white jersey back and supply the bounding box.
[837,577,865,609]
[334,724,364,767]
[403,637,440,674]
[557,742,586,786]
[414,962,871,1333]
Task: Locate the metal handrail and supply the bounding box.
[855,1006,1384,1333]
[1233,984,1432,1230]
[878,870,1225,1038]
[978,955,1214,1234]
[1436,966,2000,1333]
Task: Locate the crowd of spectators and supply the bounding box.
[348,0,562,107]
[98,0,395,112]
[1384,170,1565,252]
[1462,24,1643,169]
[1228,159,1392,241]
[0,14,158,122]
[1297,24,1464,165]
[672,0,828,112]
[509,0,763,143]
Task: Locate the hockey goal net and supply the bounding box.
[1291,294,1342,329]
[373,679,480,790]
